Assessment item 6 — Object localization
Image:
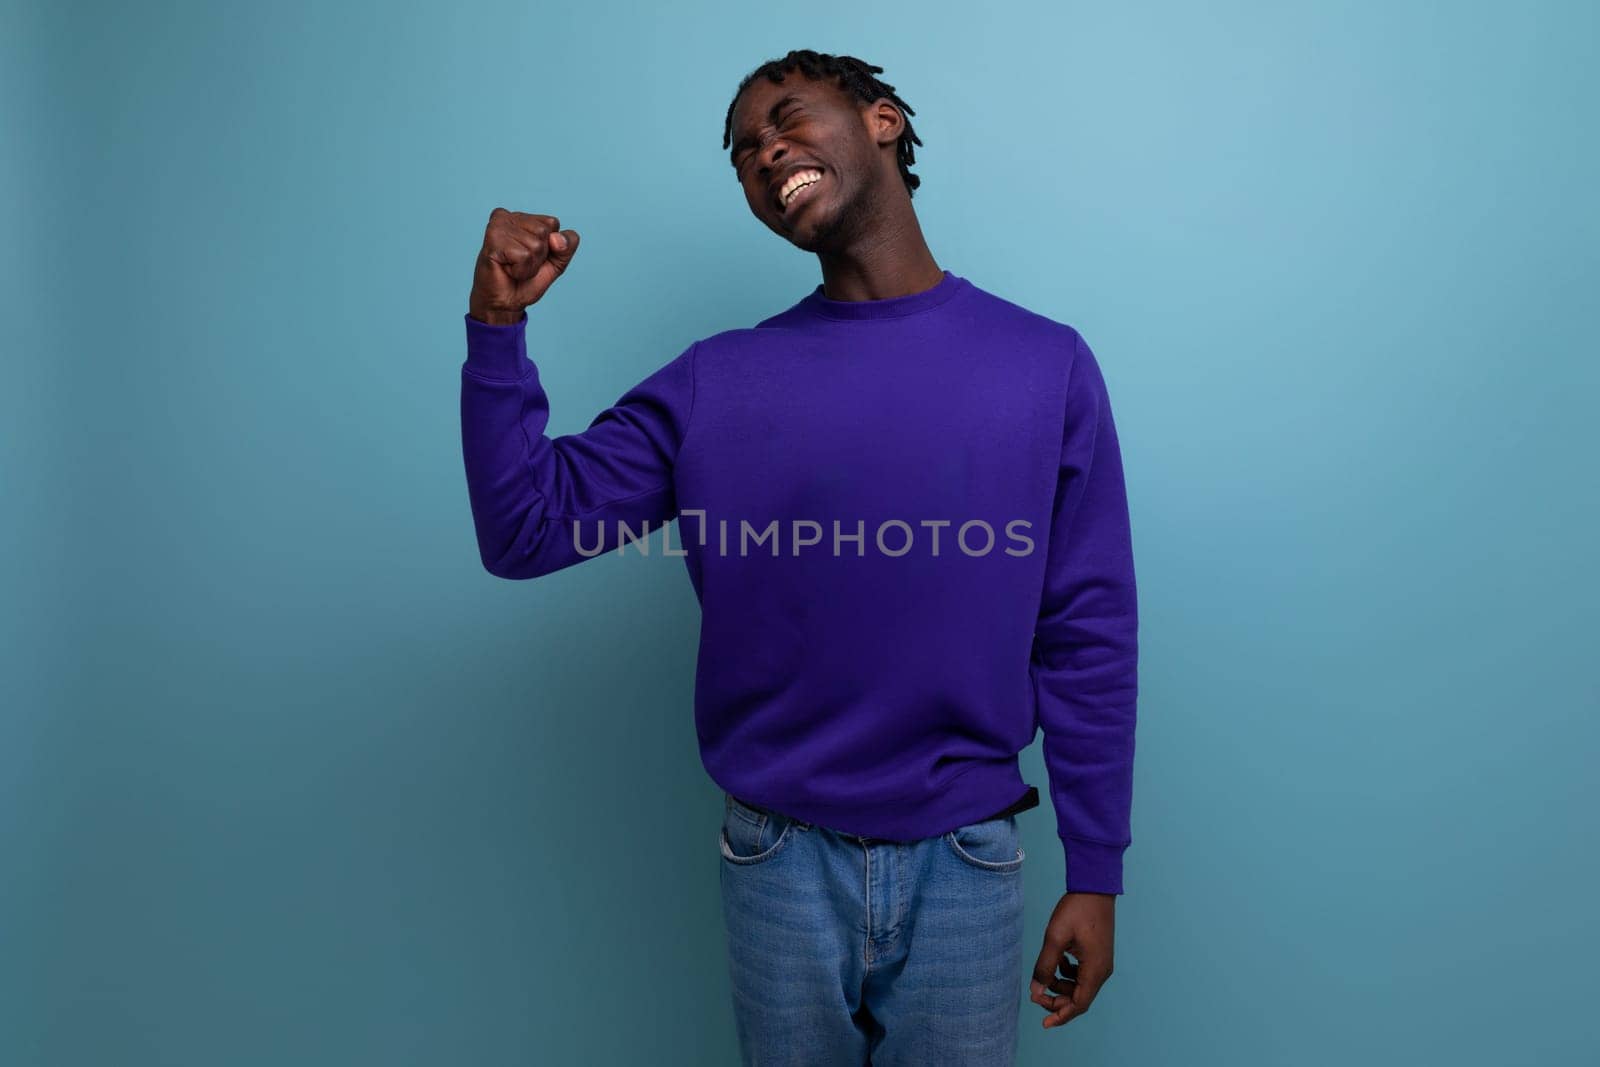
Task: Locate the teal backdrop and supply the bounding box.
[4,1,1596,1063]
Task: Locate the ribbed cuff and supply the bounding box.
[463,311,531,379]
[1061,834,1126,895]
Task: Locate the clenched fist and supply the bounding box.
[468,208,581,326]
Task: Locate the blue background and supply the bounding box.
[4,1,1596,1063]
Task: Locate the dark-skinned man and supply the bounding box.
[459,48,1139,1065]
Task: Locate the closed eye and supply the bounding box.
[731,106,805,175]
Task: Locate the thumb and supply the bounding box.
[547,228,580,265]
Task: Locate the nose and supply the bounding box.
[759,138,789,174]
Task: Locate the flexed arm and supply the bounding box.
[459,209,697,579]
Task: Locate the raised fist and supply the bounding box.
[468,208,581,325]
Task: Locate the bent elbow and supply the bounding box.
[478,533,584,581]
[479,548,544,581]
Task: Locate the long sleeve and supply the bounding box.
[1030,329,1140,894]
[459,311,698,579]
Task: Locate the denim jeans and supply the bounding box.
[717,790,1026,1066]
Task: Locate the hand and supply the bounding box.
[1030,892,1115,1029]
[468,207,581,325]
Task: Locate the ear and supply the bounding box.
[866,98,904,147]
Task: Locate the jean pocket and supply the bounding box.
[719,792,797,866]
[944,814,1026,873]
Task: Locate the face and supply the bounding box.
[728,74,903,252]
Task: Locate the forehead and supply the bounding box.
[730,73,846,134]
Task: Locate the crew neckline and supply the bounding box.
[798,269,968,321]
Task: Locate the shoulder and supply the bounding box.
[958,279,1121,415]
[958,277,1100,394]
[962,276,1088,356]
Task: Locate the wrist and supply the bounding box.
[468,304,527,327]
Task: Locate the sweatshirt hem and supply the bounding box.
[708,758,1033,843]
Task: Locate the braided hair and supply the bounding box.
[722,49,923,198]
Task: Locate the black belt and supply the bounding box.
[732,784,1040,834]
[983,783,1041,821]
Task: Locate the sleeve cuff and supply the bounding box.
[463,310,532,379]
[1061,834,1126,895]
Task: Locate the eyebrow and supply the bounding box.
[730,94,804,164]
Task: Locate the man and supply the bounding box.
[458,48,1138,1065]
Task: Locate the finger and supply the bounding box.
[1047,954,1079,994]
[485,210,558,269]
[1044,984,1088,1028]
[1031,942,1074,1012]
[1039,975,1082,1028]
[505,212,560,238]
[486,207,558,230]
[484,227,540,264]
[1044,955,1111,1029]
[1035,987,1076,1027]
[1029,966,1077,1010]
[485,231,545,282]
[1032,948,1063,999]
[1029,953,1077,998]
[485,233,540,277]
[547,228,579,258]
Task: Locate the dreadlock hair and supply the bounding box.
[722,49,923,199]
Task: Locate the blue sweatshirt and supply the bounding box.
[459,270,1139,894]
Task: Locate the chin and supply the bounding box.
[787,230,831,254]
[788,230,824,252]
[785,210,844,253]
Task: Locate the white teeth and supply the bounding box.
[780,169,822,207]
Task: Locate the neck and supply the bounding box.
[814,194,943,302]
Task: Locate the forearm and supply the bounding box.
[459,312,568,578]
[1034,613,1138,894]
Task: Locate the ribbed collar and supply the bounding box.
[796,269,969,321]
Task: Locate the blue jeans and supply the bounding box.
[718,790,1026,1066]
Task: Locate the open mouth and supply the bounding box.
[777,168,825,216]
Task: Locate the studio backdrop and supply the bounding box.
[3,1,1595,1065]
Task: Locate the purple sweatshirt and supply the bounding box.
[459,270,1139,894]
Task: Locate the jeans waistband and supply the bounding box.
[730,784,1039,841]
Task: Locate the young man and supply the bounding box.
[459,49,1138,1065]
